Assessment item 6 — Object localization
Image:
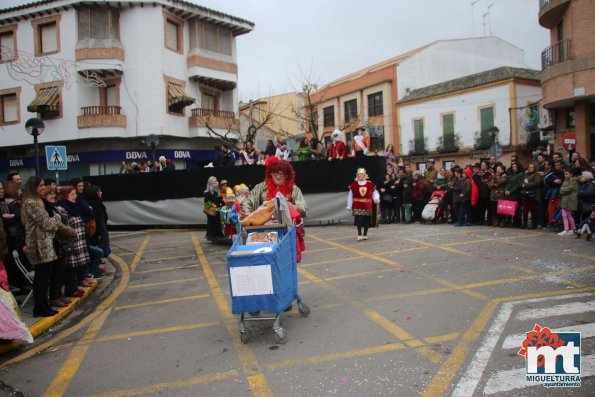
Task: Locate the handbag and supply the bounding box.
[87,219,97,237]
[58,241,75,256]
[521,189,536,199]
[497,199,518,216]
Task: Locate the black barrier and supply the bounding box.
[86,156,387,202]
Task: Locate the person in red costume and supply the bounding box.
[347,168,380,241]
[240,156,308,262]
[328,129,347,160]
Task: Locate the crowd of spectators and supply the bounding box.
[377,150,595,241]
[1,172,111,323]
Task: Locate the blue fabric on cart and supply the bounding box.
[226,226,297,315]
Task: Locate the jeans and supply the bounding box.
[454,201,471,225]
[88,245,103,275]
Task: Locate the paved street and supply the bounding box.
[0,223,593,396]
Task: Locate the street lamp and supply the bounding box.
[145,134,160,164]
[25,118,45,177]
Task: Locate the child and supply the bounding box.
[558,168,579,236]
[402,177,413,223]
[220,194,240,241]
[575,210,594,240]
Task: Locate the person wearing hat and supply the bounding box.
[347,168,380,240]
[351,126,370,158]
[219,180,233,199]
[328,130,347,160]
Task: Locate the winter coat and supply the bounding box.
[506,171,525,201]
[411,178,425,202]
[488,174,507,202]
[55,206,90,268]
[559,179,578,211]
[577,180,595,214]
[543,169,564,200]
[21,199,73,265]
[0,218,7,261]
[521,171,543,202]
[424,167,438,193]
[452,176,471,203]
[463,169,479,206]
[87,197,109,248]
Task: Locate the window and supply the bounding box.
[442,113,455,148]
[323,106,334,127]
[413,119,425,153]
[188,18,233,55]
[201,91,218,111]
[78,7,119,40]
[345,131,352,149]
[478,106,495,148]
[368,92,383,117]
[0,28,16,63]
[165,18,182,53]
[369,125,385,152]
[39,22,58,54]
[0,91,19,124]
[344,99,357,123]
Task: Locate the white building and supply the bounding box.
[399,67,542,169]
[0,0,253,179]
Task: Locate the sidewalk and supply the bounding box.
[0,265,112,355]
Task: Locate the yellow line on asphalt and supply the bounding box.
[87,369,240,397]
[0,252,131,372]
[308,234,403,267]
[508,264,585,288]
[134,264,199,274]
[127,277,202,289]
[493,286,595,303]
[302,246,339,254]
[375,246,428,256]
[130,236,150,273]
[570,253,595,261]
[365,287,453,302]
[462,265,595,289]
[414,270,489,301]
[421,300,499,397]
[191,233,273,397]
[267,342,407,370]
[113,294,210,310]
[425,333,460,344]
[406,237,472,256]
[301,255,363,268]
[441,238,491,247]
[143,254,196,263]
[98,322,221,342]
[364,310,442,363]
[323,267,396,282]
[44,309,113,396]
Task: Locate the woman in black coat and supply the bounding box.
[204,176,224,241]
[85,185,110,257]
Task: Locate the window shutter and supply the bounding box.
[414,119,424,152]
[106,85,117,106]
[219,28,231,55]
[480,107,494,132]
[165,20,178,50]
[41,23,58,53]
[78,9,90,39]
[204,23,217,52]
[3,94,18,122]
[442,114,455,147]
[0,33,14,61]
[201,93,215,110]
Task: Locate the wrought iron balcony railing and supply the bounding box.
[81,106,122,115]
[191,108,236,119]
[541,39,571,71]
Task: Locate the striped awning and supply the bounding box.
[167,82,195,111]
[27,87,60,113]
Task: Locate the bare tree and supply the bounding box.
[289,63,325,140]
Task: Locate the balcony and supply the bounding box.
[541,39,571,71]
[189,108,239,130]
[77,106,126,129]
[538,0,570,28]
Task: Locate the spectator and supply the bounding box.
[44,178,58,193]
[351,126,370,158]
[296,137,312,161]
[310,137,327,160]
[520,163,543,229]
[6,172,21,189]
[21,177,75,316]
[401,176,413,223]
[393,169,407,223]
[577,171,595,223]
[544,161,565,227]
[264,140,276,158]
[505,162,524,227]
[85,185,111,258]
[558,168,579,236]
[573,157,591,173]
[575,210,594,240]
[328,130,347,160]
[275,141,291,161]
[473,162,490,225]
[213,145,225,167]
[452,167,472,226]
[379,174,393,224]
[241,141,259,165]
[423,160,437,202]
[158,155,176,171]
[384,144,396,173]
[488,165,507,226]
[204,176,224,242]
[411,172,425,223]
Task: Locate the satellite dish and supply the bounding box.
[146,134,160,148]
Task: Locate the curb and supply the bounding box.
[0,280,100,355]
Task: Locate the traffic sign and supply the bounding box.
[562,132,576,151]
[45,145,68,170]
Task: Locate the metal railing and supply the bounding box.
[541,39,571,71]
[80,106,122,115]
[191,108,235,119]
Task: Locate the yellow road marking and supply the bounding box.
[462,265,595,289]
[308,234,402,267]
[366,287,454,302]
[44,309,113,396]
[425,333,460,344]
[414,270,489,301]
[87,370,240,397]
[0,252,131,372]
[127,277,202,289]
[441,238,490,247]
[133,264,199,274]
[114,294,210,310]
[267,342,406,370]
[406,237,472,257]
[301,255,363,268]
[98,322,221,342]
[143,254,196,263]
[302,246,339,254]
[324,267,396,282]
[570,253,595,261]
[508,265,585,288]
[493,286,595,303]
[421,300,498,397]
[130,236,150,273]
[375,246,428,256]
[191,233,272,397]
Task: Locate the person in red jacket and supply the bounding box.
[328,129,347,160]
[411,171,426,223]
[347,168,380,240]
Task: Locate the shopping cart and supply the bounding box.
[226,223,310,344]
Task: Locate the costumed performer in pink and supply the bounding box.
[347,168,380,241]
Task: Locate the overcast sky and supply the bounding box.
[4,0,550,101]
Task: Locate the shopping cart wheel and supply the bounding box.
[274,328,288,344]
[240,329,252,344]
[298,301,310,317]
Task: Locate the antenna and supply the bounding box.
[470,0,480,37]
[482,11,488,36]
[487,3,494,35]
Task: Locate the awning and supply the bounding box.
[167,82,195,111]
[27,87,60,113]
